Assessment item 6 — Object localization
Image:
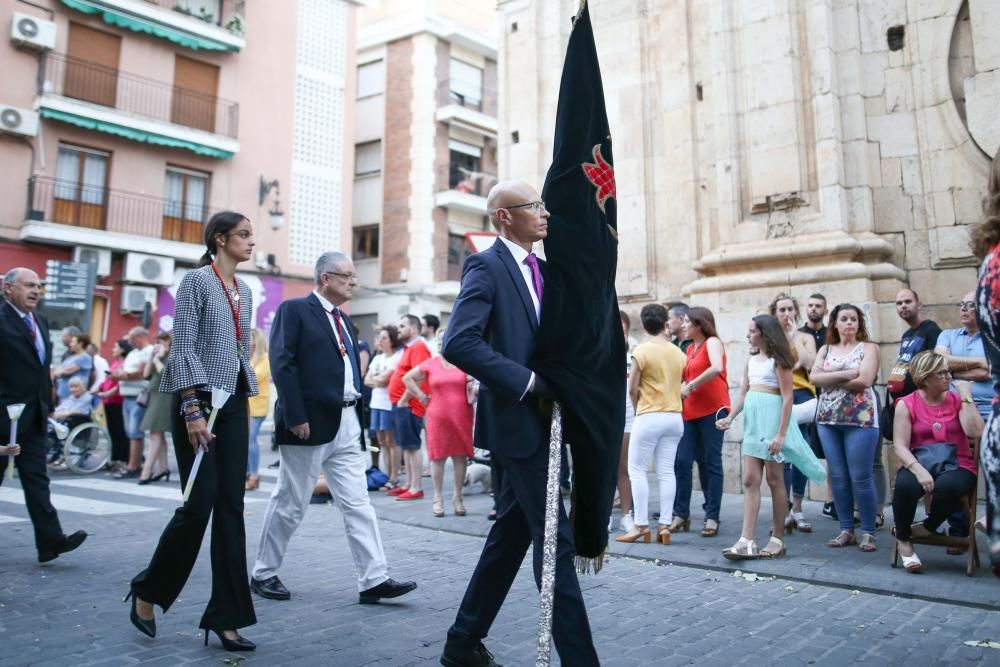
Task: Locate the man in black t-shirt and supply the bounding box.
[799,293,828,350]
[887,289,942,405]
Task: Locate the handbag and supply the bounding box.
[910,442,959,478]
[135,387,150,408]
[365,466,389,491]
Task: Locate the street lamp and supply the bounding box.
[259,175,285,230]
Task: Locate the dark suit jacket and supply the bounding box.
[270,293,364,448]
[442,238,545,459]
[0,301,53,438]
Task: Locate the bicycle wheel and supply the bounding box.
[64,422,111,474]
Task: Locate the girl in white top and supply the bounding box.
[717,315,825,560]
[364,325,404,489]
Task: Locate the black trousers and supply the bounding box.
[0,427,65,553]
[131,384,256,631]
[448,445,599,666]
[104,402,129,463]
[892,467,976,541]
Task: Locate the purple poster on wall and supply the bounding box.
[158,270,283,338]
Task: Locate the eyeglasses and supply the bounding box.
[324,271,358,282]
[504,200,546,212]
[957,301,976,310]
[226,230,254,240]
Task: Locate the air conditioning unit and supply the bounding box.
[124,253,175,286]
[73,246,112,277]
[10,12,56,51]
[121,285,158,314]
[0,105,39,137]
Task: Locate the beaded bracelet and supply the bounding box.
[184,410,205,423]
[179,396,202,416]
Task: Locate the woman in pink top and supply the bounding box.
[891,351,984,573]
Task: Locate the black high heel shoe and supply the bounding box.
[204,629,256,651]
[124,590,156,638]
[152,470,171,483]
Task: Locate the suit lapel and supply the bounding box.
[493,239,538,331]
[2,302,42,366]
[306,294,340,352]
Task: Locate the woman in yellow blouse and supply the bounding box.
[246,328,270,490]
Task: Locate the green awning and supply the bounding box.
[40,107,234,159]
[60,0,240,52]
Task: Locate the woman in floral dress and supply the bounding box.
[971,146,1000,578]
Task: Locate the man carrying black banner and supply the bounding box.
[440,2,621,665]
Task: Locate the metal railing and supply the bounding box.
[27,176,214,244]
[436,79,497,114]
[141,0,245,29]
[41,53,239,138]
[436,163,497,197]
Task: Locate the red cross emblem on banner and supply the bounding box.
[581,144,616,214]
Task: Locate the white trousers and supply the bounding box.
[252,408,389,591]
[628,411,684,527]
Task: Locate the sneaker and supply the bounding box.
[822,502,838,520]
[619,511,635,533]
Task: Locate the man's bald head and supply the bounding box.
[487,181,537,229]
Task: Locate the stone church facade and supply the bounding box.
[496,0,999,492]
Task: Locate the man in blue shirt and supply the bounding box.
[936,290,992,421]
[934,289,989,550]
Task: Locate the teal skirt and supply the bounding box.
[741,390,826,484]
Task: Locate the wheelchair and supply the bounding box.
[47,414,111,474]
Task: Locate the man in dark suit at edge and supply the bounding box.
[0,267,87,562]
[439,182,600,667]
[250,251,415,604]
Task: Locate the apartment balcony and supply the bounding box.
[433,164,496,215]
[22,176,212,262]
[435,80,497,137]
[38,53,239,159]
[60,0,246,52]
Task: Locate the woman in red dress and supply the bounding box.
[403,333,474,518]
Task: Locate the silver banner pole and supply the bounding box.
[535,401,563,666]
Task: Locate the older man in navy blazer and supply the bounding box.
[439,182,599,667]
[1,267,87,563]
[251,251,415,604]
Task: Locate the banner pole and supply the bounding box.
[535,401,563,666]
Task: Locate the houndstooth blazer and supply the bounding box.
[160,265,259,396]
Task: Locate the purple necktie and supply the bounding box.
[523,253,544,304]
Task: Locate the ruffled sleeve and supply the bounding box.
[160,271,209,393]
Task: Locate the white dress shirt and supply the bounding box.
[497,236,541,399]
[498,235,541,321]
[313,290,361,401]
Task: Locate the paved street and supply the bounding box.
[2,455,1000,666]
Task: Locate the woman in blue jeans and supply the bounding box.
[810,303,882,552]
[673,307,730,537]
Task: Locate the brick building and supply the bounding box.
[346,0,498,338]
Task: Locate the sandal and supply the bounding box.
[875,513,885,530]
[898,543,922,574]
[701,519,719,537]
[759,536,786,559]
[722,537,758,561]
[858,533,877,552]
[827,531,856,547]
[791,512,812,533]
[380,479,398,491]
[432,499,444,518]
